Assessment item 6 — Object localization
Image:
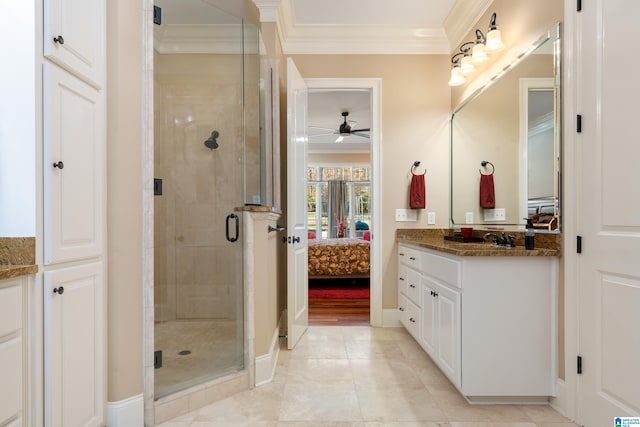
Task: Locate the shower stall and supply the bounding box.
[152,0,264,399]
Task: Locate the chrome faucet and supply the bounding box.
[483,232,515,247]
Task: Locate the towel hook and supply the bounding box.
[479,160,495,175]
[411,161,426,175]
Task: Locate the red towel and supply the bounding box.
[479,174,495,208]
[409,173,426,209]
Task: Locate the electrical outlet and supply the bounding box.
[427,211,436,225]
[395,209,417,222]
[465,212,474,224]
[483,208,506,221]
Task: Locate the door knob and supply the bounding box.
[53,161,64,169]
[53,286,65,295]
[53,35,65,45]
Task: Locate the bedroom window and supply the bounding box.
[307,166,371,239]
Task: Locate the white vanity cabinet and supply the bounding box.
[398,243,557,401]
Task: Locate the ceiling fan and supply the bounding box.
[309,111,370,141]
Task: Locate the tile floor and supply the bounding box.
[158,326,578,426]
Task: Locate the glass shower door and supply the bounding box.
[153,0,249,399]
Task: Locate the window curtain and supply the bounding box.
[328,180,348,238]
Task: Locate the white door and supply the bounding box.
[43,0,105,88]
[44,263,104,427]
[286,58,309,349]
[43,63,104,265]
[578,0,640,423]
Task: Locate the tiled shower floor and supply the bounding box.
[154,319,244,398]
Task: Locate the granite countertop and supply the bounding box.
[397,229,561,257]
[0,237,38,280]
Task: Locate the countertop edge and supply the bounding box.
[398,237,560,257]
[0,264,39,280]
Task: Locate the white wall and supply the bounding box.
[0,2,36,236]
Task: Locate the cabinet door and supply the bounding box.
[44,263,104,427]
[434,282,461,387]
[43,0,105,88]
[419,280,437,355]
[43,63,104,265]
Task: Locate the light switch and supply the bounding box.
[427,211,436,225]
[395,209,417,222]
[465,212,474,224]
[483,208,506,221]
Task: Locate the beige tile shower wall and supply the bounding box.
[154,53,244,321]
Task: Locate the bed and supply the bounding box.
[308,238,370,279]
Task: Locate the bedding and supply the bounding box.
[308,238,370,279]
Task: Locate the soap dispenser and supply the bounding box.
[524,218,535,250]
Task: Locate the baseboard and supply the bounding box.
[382,308,401,327]
[107,393,144,427]
[255,325,281,386]
[550,378,571,420]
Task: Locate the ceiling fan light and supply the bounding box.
[448,67,466,87]
[485,29,504,51]
[460,56,475,75]
[471,43,488,63]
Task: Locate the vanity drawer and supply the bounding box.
[422,251,461,288]
[404,297,420,339]
[398,245,421,269]
[399,265,420,306]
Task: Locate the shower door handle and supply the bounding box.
[226,213,239,242]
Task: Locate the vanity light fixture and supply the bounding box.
[447,12,504,86]
[471,29,488,63]
[447,53,466,86]
[485,12,505,51]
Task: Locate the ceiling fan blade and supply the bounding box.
[351,128,370,133]
[351,132,370,139]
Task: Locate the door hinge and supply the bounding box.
[577,355,582,374]
[577,0,582,12]
[577,235,583,253]
[577,114,582,133]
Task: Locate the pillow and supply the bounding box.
[363,231,370,241]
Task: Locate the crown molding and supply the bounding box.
[252,0,281,22]
[443,0,493,52]
[276,0,450,54]
[154,24,258,54]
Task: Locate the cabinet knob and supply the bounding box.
[399,306,404,311]
[53,161,64,169]
[409,283,416,288]
[434,291,439,298]
[409,317,416,323]
[53,35,65,45]
[53,286,65,295]
[409,256,416,261]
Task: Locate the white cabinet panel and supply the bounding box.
[43,63,104,265]
[44,263,104,427]
[0,277,27,426]
[43,0,105,88]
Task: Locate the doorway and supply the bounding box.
[303,79,382,327]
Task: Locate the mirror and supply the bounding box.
[450,23,561,232]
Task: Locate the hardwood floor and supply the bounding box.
[308,297,370,326]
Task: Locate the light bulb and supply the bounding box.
[460,55,475,75]
[485,29,504,51]
[448,67,466,86]
[471,43,488,63]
